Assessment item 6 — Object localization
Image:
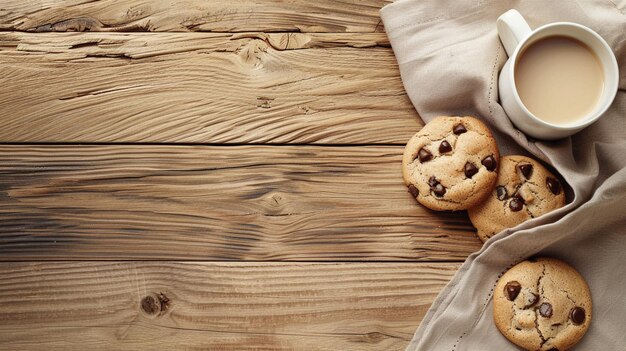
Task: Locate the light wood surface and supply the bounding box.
[0,262,458,351]
[0,145,478,261]
[0,1,478,350]
[0,0,389,33]
[0,32,417,143]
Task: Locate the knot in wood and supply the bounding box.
[259,191,289,216]
[364,332,385,343]
[269,192,284,206]
[140,292,169,316]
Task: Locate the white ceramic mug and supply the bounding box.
[497,9,619,140]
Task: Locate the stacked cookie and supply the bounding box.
[402,116,565,242]
[469,155,566,242]
[402,116,499,211]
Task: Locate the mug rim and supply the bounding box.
[508,21,619,131]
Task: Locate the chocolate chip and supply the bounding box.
[408,184,419,198]
[509,196,524,212]
[428,176,438,187]
[547,348,559,351]
[539,303,553,318]
[481,155,497,171]
[504,281,521,301]
[518,164,533,179]
[427,176,446,197]
[464,162,478,178]
[546,177,561,195]
[496,186,508,200]
[432,183,446,197]
[570,307,586,325]
[453,124,467,135]
[418,148,433,162]
[523,293,539,309]
[439,140,452,153]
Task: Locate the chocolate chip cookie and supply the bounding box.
[402,116,499,211]
[468,155,566,242]
[494,257,592,351]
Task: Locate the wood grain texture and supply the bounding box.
[0,261,459,350]
[0,31,418,144]
[0,0,389,33]
[0,3,469,349]
[0,145,480,261]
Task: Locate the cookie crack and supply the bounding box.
[560,289,576,306]
[535,263,548,346]
[409,164,464,205]
[535,265,561,350]
[451,177,479,203]
[525,206,535,219]
[511,184,523,197]
[541,334,555,349]
[553,296,576,344]
[535,312,548,347]
[546,273,578,331]
[450,134,459,149]
[428,196,463,205]
[526,179,541,187]
[463,128,488,138]
[509,299,518,332]
[545,272,577,312]
[525,186,541,217]
[420,129,491,164]
[502,183,524,214]
[421,134,448,144]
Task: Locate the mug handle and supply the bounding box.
[497,9,532,57]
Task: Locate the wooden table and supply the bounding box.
[0,1,480,350]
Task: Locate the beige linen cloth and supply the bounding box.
[380,1,626,350]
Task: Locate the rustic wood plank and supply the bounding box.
[0,0,389,33]
[0,261,457,351]
[0,31,418,144]
[0,145,480,261]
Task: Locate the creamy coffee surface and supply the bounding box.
[515,36,604,125]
